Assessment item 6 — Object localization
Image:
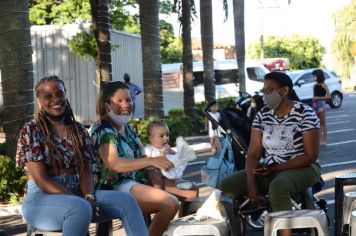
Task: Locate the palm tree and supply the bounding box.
[138,0,164,119]
[181,0,198,128]
[200,0,215,103]
[89,0,112,86]
[233,0,246,92]
[0,0,34,156]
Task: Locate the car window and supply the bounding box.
[247,67,265,82]
[323,71,330,80]
[298,72,314,84]
[255,67,266,81]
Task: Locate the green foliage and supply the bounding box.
[0,155,27,203]
[247,35,326,70]
[68,32,98,59]
[332,0,356,79]
[29,0,91,25]
[160,20,182,63]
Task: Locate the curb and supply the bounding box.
[0,205,21,219]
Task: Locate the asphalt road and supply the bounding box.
[183,91,356,235]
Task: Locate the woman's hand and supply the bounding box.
[150,156,174,170]
[247,183,260,206]
[252,164,279,176]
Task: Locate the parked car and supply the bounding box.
[287,68,343,108]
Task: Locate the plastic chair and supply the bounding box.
[165,217,228,236]
[342,192,356,235]
[334,173,356,236]
[264,209,328,236]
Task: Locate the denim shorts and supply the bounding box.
[313,99,326,113]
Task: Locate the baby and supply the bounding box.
[144,121,199,201]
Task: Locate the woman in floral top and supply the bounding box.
[90,81,179,236]
[17,76,148,236]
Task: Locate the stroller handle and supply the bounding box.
[203,101,221,129]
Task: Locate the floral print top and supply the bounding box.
[89,120,146,189]
[16,119,96,170]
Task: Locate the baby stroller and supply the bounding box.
[202,100,329,235]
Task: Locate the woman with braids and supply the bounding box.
[89,81,179,236]
[16,76,148,236]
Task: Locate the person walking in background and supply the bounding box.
[123,73,142,115]
[312,69,331,145]
[246,94,264,121]
[206,101,221,153]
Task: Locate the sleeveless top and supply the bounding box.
[314,84,326,97]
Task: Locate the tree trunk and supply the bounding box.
[0,0,34,156]
[233,0,246,92]
[181,0,197,130]
[200,0,215,103]
[139,0,164,119]
[90,0,112,87]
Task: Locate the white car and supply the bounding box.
[287,68,343,108]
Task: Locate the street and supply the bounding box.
[183,92,356,235]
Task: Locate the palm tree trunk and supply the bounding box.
[90,0,112,87]
[200,0,215,103]
[181,0,197,129]
[233,0,246,92]
[0,0,34,156]
[139,0,164,119]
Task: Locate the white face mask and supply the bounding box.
[250,102,256,108]
[107,105,131,125]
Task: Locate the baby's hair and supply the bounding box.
[147,120,168,136]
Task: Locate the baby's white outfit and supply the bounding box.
[144,137,196,179]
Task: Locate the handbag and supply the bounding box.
[201,135,235,188]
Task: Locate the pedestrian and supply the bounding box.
[17,76,148,236]
[220,72,321,236]
[312,69,331,145]
[89,81,179,236]
[206,101,221,153]
[246,94,264,121]
[123,73,142,115]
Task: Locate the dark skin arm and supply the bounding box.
[245,128,264,203]
[253,129,320,175]
[26,161,72,195]
[80,161,94,196]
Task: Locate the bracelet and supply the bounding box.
[84,194,95,201]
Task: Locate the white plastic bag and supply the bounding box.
[161,137,196,179]
[196,190,224,220]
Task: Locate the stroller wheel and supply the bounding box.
[245,209,268,230]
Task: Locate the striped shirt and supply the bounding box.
[252,102,320,165]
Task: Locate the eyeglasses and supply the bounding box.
[261,87,278,95]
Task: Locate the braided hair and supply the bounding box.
[35,76,85,177]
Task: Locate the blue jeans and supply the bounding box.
[21,174,148,236]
